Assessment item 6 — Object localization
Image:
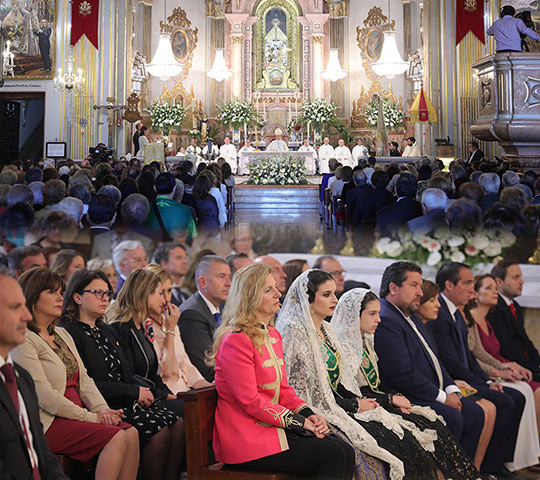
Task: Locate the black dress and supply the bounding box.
[62,321,179,446]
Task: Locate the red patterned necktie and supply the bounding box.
[509,302,517,320]
[1,364,41,480]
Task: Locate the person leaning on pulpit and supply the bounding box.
[266,129,289,152]
[488,5,540,53]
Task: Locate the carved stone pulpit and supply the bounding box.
[471,53,540,170]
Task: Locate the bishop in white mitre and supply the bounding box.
[352,138,369,163]
[298,138,317,174]
[334,139,353,168]
[318,137,335,174]
[220,137,238,173]
[266,129,289,152]
[238,140,256,175]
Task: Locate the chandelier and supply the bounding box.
[321,49,347,82]
[54,54,85,95]
[146,0,183,81]
[371,0,408,79]
[2,40,15,78]
[207,49,232,82]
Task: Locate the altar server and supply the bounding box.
[352,138,369,164]
[334,139,353,168]
[238,140,255,175]
[202,138,220,161]
[298,139,317,174]
[220,137,238,174]
[318,137,335,174]
[186,138,201,156]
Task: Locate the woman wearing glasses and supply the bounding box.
[59,269,185,480]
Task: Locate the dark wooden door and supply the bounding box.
[0,101,20,162]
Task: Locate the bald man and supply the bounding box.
[313,255,345,296]
[255,256,287,294]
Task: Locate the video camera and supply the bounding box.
[89,143,114,166]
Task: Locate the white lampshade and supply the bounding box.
[147,34,183,81]
[321,49,348,82]
[371,31,409,79]
[207,49,232,82]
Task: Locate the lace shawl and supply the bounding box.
[276,272,405,480]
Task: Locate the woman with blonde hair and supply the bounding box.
[208,263,355,479]
[144,264,211,393]
[87,257,118,287]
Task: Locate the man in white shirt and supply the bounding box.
[266,129,289,152]
[202,138,220,161]
[334,139,353,168]
[318,137,335,174]
[402,136,421,157]
[352,138,369,164]
[219,137,238,173]
[238,139,256,175]
[298,138,317,174]
[186,138,201,156]
[0,268,68,479]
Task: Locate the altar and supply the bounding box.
[239,150,317,174]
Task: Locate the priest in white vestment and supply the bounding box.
[202,139,220,161]
[186,138,201,156]
[220,137,238,173]
[238,140,256,175]
[266,129,289,152]
[352,138,369,164]
[298,139,317,174]
[334,139,353,168]
[402,136,421,157]
[318,137,335,174]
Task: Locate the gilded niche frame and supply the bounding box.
[253,0,301,90]
[160,7,198,83]
[356,7,395,86]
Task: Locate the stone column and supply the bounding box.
[231,34,243,98]
[312,34,324,99]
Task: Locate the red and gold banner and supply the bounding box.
[456,0,485,46]
[71,0,99,49]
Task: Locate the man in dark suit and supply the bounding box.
[430,262,525,478]
[133,122,143,155]
[532,177,540,204]
[154,242,190,307]
[467,141,485,165]
[376,172,423,237]
[407,188,448,236]
[345,169,373,229]
[0,268,68,479]
[374,261,485,464]
[351,170,394,228]
[179,255,231,382]
[33,19,52,72]
[111,240,148,296]
[488,260,540,381]
[389,141,401,156]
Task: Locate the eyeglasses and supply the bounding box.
[329,270,345,277]
[81,289,114,300]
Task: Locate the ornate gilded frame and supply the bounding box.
[157,83,201,129]
[160,7,198,83]
[253,0,301,90]
[350,84,402,129]
[356,7,395,87]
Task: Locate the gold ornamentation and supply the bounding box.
[122,93,142,124]
[356,7,395,86]
[350,83,402,129]
[207,0,230,17]
[312,34,324,44]
[79,1,92,16]
[157,84,200,130]
[325,0,348,17]
[463,0,478,12]
[160,7,198,83]
[231,35,243,44]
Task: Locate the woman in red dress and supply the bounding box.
[12,268,139,480]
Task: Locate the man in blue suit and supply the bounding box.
[430,262,525,479]
[374,261,484,473]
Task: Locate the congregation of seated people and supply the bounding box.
[2,219,540,480]
[321,148,540,262]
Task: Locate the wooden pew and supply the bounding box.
[179,387,291,480]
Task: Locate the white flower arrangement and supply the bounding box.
[248,156,308,186]
[146,102,188,136]
[301,98,337,127]
[372,227,516,268]
[364,99,406,131]
[218,100,258,129]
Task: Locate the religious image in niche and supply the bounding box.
[0,0,56,79]
[171,29,188,62]
[366,27,384,62]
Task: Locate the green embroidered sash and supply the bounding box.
[322,341,341,394]
[360,346,385,394]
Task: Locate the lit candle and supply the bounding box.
[244,123,247,141]
[307,120,310,140]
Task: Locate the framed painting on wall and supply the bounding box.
[1,0,57,80]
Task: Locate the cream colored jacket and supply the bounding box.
[12,328,108,432]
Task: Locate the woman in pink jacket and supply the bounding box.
[208,263,355,479]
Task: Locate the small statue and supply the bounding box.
[199,114,210,142]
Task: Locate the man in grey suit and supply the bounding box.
[178,255,232,381]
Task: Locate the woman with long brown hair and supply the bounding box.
[12,268,139,480]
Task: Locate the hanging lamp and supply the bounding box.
[371,0,408,79]
[146,0,183,81]
[207,49,232,82]
[322,14,348,82]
